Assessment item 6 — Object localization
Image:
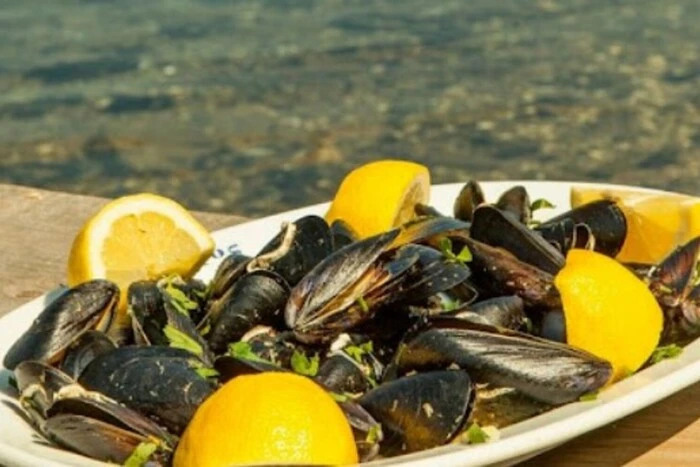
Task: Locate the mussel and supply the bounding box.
[60,331,117,380]
[495,185,531,224]
[207,270,290,353]
[359,370,474,454]
[535,200,627,257]
[78,346,215,433]
[647,236,700,343]
[453,180,485,222]
[394,319,612,404]
[4,280,119,370]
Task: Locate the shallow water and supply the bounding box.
[1,0,698,216]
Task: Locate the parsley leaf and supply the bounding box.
[365,424,383,444]
[228,341,269,363]
[464,423,490,444]
[530,198,556,212]
[356,296,370,313]
[163,325,203,357]
[650,344,683,364]
[439,237,472,265]
[123,441,158,467]
[291,350,319,376]
[579,391,598,402]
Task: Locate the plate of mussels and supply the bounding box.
[0,179,699,467]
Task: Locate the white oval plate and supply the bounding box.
[1,181,698,467]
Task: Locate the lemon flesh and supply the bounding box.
[555,249,663,382]
[325,159,430,238]
[174,372,358,467]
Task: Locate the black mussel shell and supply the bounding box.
[496,185,531,224]
[453,180,485,222]
[388,245,472,307]
[454,295,527,330]
[252,215,333,286]
[359,370,474,454]
[44,414,170,465]
[414,203,444,218]
[535,200,627,257]
[47,396,173,443]
[462,237,561,310]
[538,309,567,342]
[60,331,117,380]
[316,354,372,394]
[4,280,119,370]
[129,281,213,364]
[330,219,359,251]
[285,230,401,343]
[338,400,383,461]
[78,346,214,434]
[471,205,564,275]
[14,361,76,423]
[392,216,470,248]
[395,319,612,405]
[208,270,290,353]
[207,252,252,304]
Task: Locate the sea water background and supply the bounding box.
[0,0,698,216]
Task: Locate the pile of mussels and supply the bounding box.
[3,181,700,465]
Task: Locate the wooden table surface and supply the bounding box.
[1,183,698,466]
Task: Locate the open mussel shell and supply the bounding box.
[337,400,383,461]
[14,361,76,424]
[471,205,564,275]
[388,245,472,307]
[453,295,527,331]
[535,200,627,257]
[3,280,119,370]
[59,331,117,380]
[316,354,373,394]
[495,185,531,224]
[207,252,252,304]
[251,215,333,286]
[78,346,215,434]
[44,415,170,465]
[285,229,401,343]
[453,180,485,222]
[395,319,612,405]
[462,237,561,310]
[47,395,173,443]
[208,270,290,353]
[392,216,470,248]
[129,281,213,364]
[359,370,474,455]
[648,236,700,343]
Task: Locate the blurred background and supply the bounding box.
[0,0,698,216]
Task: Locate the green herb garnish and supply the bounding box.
[228,341,269,363]
[188,359,219,380]
[123,441,158,467]
[579,391,598,402]
[650,344,683,364]
[162,276,199,317]
[329,392,350,402]
[440,296,461,312]
[345,341,374,363]
[530,198,556,212]
[464,422,490,444]
[356,296,370,313]
[439,237,472,265]
[163,325,203,357]
[291,350,319,376]
[365,424,383,444]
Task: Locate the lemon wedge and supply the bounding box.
[555,249,663,382]
[325,160,430,238]
[67,193,214,316]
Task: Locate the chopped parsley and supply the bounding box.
[464,422,490,444]
[163,325,203,357]
[650,344,683,364]
[290,350,319,377]
[228,341,269,364]
[439,237,472,265]
[123,441,158,467]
